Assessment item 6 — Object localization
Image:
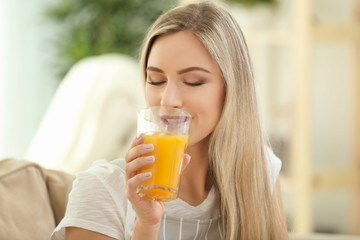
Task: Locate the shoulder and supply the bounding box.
[71,159,127,204]
[83,158,126,178]
[265,147,282,191]
[69,158,128,213]
[51,159,130,240]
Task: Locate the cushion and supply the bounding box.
[0,158,75,240]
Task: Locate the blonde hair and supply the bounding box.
[140,1,288,239]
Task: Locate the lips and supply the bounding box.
[160,115,190,125]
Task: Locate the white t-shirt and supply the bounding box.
[51,150,281,240]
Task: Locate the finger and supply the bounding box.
[125,156,155,180]
[126,172,152,201]
[125,134,145,163]
[125,144,154,163]
[181,154,191,173]
[131,133,145,148]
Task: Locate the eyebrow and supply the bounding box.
[146,66,211,74]
[146,66,164,73]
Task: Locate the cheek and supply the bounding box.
[200,87,224,119]
[145,87,160,106]
[189,91,223,139]
[204,90,224,128]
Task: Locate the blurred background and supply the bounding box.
[0,0,359,237]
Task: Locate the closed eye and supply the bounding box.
[184,80,205,86]
[146,75,166,86]
[146,80,166,86]
[185,82,203,86]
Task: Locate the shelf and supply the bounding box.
[240,0,360,234]
[244,29,293,45]
[313,24,360,42]
[245,24,360,46]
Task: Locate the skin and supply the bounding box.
[65,31,286,239]
[128,31,225,239]
[144,31,225,206]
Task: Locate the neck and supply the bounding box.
[178,137,213,206]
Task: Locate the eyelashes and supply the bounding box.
[184,81,204,86]
[146,80,165,86]
[146,77,205,87]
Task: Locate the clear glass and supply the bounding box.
[136,106,191,202]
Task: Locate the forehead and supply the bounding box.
[147,31,220,73]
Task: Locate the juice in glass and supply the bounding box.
[137,132,189,202]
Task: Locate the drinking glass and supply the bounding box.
[136,106,191,202]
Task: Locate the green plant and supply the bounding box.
[46,0,176,77]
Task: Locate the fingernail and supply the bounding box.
[146,156,155,162]
[144,172,152,178]
[145,144,154,150]
[137,133,144,141]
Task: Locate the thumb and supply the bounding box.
[181,154,191,173]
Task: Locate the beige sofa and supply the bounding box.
[1,158,359,240]
[0,158,74,240]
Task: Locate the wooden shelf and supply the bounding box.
[313,24,360,42]
[245,23,360,46]
[245,0,360,235]
[244,29,293,45]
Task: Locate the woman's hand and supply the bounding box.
[125,134,163,225]
[125,134,191,239]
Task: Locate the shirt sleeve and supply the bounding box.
[51,160,128,240]
[266,147,282,192]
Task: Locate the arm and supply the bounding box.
[59,135,163,240]
[125,134,191,240]
[64,135,190,240]
[64,219,160,240]
[51,160,129,240]
[66,227,117,240]
[131,220,161,240]
[124,134,164,239]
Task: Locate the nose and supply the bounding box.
[160,81,183,108]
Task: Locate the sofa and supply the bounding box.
[0,158,74,240]
[1,158,359,240]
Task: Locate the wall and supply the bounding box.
[0,0,59,159]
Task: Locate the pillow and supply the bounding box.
[0,158,74,240]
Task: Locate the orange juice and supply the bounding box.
[137,132,189,202]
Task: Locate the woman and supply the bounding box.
[51,1,288,239]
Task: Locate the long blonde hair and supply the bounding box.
[140,1,287,239]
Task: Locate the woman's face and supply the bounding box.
[145,31,225,147]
